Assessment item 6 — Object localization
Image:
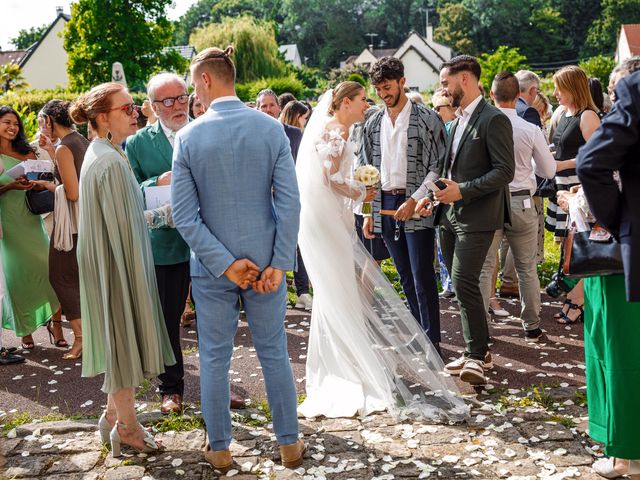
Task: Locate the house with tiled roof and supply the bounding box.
[0,8,70,90]
[342,28,452,92]
[616,24,640,63]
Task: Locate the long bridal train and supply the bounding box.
[295,89,469,422]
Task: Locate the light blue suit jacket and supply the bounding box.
[171,99,300,280]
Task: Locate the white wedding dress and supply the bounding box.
[296,91,469,421]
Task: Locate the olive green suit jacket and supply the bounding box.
[435,98,515,232]
[125,121,190,266]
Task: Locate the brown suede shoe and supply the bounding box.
[204,445,233,472]
[279,439,306,468]
[160,394,183,415]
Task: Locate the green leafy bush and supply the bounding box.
[236,75,305,103]
[347,73,367,87]
[579,55,616,88]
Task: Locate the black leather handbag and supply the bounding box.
[562,224,624,278]
[25,172,55,215]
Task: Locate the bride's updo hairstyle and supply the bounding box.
[329,81,364,115]
[69,82,126,129]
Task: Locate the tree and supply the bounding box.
[478,46,529,90]
[64,0,187,91]
[585,0,640,56]
[190,16,286,82]
[173,0,218,45]
[579,55,616,87]
[0,63,29,93]
[10,24,48,50]
[433,2,476,54]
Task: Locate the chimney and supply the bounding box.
[427,25,433,42]
[56,6,63,15]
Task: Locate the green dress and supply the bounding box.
[77,139,175,394]
[0,154,59,337]
[584,273,640,458]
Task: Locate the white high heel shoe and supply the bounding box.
[109,422,160,457]
[593,457,640,479]
[98,411,112,444]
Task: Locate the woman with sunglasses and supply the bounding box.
[0,106,59,350]
[70,83,174,455]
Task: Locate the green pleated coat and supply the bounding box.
[77,139,175,394]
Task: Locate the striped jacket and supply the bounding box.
[358,100,445,233]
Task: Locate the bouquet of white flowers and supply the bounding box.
[354,165,380,214]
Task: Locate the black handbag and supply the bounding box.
[25,172,55,215]
[562,224,624,278]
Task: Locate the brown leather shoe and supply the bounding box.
[204,445,233,472]
[499,285,519,298]
[230,392,245,409]
[160,394,183,415]
[279,439,305,468]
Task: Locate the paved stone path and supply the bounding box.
[0,295,603,479]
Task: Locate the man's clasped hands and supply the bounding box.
[224,259,284,293]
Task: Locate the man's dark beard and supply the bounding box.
[450,86,464,108]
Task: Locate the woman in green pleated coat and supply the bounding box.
[70,83,174,456]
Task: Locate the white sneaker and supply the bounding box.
[295,293,313,311]
[444,352,493,375]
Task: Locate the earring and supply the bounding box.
[106,130,113,142]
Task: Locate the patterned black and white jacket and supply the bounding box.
[357,100,446,233]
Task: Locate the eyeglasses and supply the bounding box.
[109,103,138,116]
[153,94,189,108]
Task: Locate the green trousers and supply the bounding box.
[584,274,640,458]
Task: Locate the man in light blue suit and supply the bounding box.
[172,46,305,472]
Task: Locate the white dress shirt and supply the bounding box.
[449,94,483,177]
[159,120,176,148]
[499,108,556,193]
[211,95,240,105]
[380,99,412,191]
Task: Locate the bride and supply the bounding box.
[296,82,468,421]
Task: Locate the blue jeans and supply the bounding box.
[192,275,299,450]
[381,193,441,344]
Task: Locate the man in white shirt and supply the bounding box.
[359,57,445,350]
[479,71,556,343]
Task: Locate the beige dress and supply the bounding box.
[77,138,175,394]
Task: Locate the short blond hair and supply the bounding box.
[191,45,236,84]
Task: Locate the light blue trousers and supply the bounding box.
[192,275,299,450]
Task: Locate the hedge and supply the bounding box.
[0,90,148,117]
[236,75,306,103]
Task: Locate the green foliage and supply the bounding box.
[585,0,640,57]
[326,63,369,89]
[0,63,29,93]
[579,55,617,88]
[1,412,32,435]
[347,73,367,87]
[190,16,286,83]
[236,75,305,102]
[0,89,147,118]
[64,0,188,91]
[10,24,48,50]
[478,46,529,92]
[434,2,477,55]
[152,413,206,432]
